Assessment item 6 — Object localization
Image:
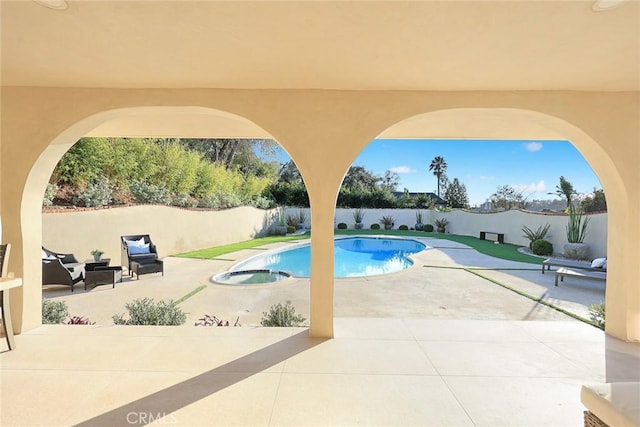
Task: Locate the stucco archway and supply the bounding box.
[332,107,632,340]
[2,89,638,342]
[17,106,300,332]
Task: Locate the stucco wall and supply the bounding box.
[2,87,637,339]
[42,205,277,267]
[45,206,607,263]
[330,208,607,259]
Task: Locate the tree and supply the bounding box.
[555,176,576,209]
[341,166,380,192]
[581,188,607,212]
[181,138,278,177]
[428,156,448,198]
[490,185,525,210]
[444,178,469,208]
[380,170,400,192]
[278,160,303,184]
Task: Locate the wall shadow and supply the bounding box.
[73,330,325,426]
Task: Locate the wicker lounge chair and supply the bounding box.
[41,247,85,292]
[120,235,160,276]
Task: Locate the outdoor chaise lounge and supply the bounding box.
[541,257,607,274]
[554,267,607,287]
[41,247,85,292]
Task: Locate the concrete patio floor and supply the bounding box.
[2,237,639,426]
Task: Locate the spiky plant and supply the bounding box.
[566,208,590,243]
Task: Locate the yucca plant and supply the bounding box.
[566,208,590,243]
[522,223,551,249]
[353,208,365,223]
[434,217,449,233]
[379,215,395,230]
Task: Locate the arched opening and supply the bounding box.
[19,106,308,331]
[327,107,625,334]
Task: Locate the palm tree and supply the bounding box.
[429,156,448,198]
[555,176,575,210]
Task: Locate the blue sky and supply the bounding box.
[276,139,602,207]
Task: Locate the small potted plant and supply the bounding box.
[379,215,395,230]
[90,249,104,261]
[434,218,449,233]
[353,208,365,229]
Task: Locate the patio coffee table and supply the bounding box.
[131,259,164,280]
[84,265,123,290]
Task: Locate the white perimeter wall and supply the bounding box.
[328,208,607,259]
[42,206,607,265]
[42,205,278,265]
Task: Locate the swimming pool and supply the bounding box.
[227,237,427,278]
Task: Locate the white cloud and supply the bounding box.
[479,175,495,181]
[389,166,415,174]
[514,180,546,193]
[523,142,543,152]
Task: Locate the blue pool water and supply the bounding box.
[230,237,427,278]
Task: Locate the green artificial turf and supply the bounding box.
[175,234,308,259]
[178,228,541,265]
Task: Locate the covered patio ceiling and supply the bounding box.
[2,0,639,91]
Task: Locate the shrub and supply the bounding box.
[287,225,295,234]
[112,298,187,325]
[111,188,135,205]
[399,225,409,231]
[424,224,434,232]
[261,301,306,327]
[43,183,58,207]
[370,223,380,230]
[286,214,299,228]
[129,181,171,204]
[522,223,551,249]
[65,316,95,325]
[195,314,240,327]
[337,222,348,229]
[531,239,553,256]
[251,195,274,210]
[171,192,199,208]
[198,193,221,209]
[42,300,69,324]
[197,191,244,209]
[73,176,113,207]
[215,191,243,209]
[588,301,605,329]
